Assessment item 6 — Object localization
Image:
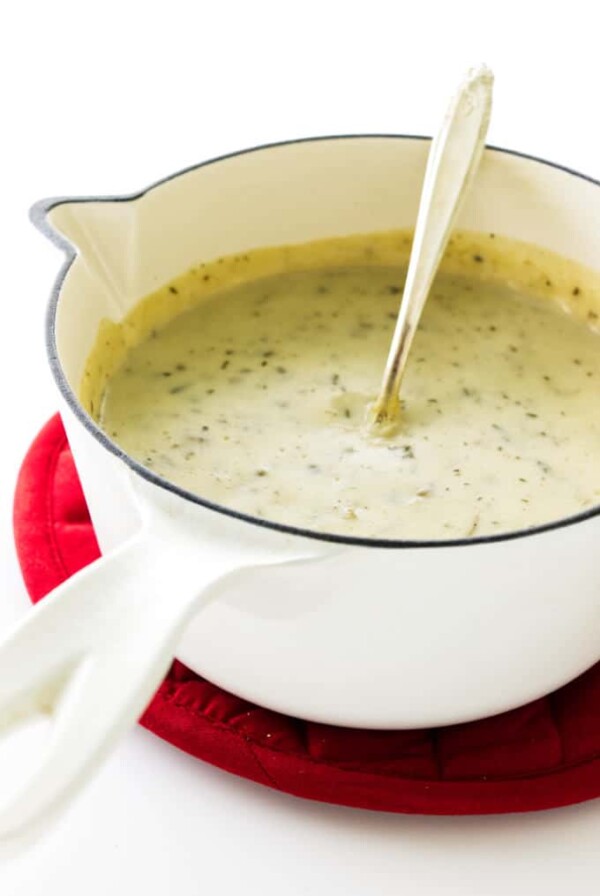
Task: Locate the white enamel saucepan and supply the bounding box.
[1,134,600,838]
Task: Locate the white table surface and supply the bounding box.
[1,2,599,892]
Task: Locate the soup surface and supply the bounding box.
[85,231,600,540]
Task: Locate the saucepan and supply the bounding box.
[1,135,599,837]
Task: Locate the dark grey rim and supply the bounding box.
[30,133,600,549]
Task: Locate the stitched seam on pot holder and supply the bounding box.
[546,693,565,766]
[156,687,280,788]
[160,691,600,784]
[429,728,443,780]
[243,739,281,789]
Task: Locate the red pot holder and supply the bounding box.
[12,415,600,814]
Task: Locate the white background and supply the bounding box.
[1,1,599,892]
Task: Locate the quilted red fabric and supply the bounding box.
[12,415,600,814]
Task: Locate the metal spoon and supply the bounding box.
[371,65,494,430]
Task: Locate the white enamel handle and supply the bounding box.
[372,64,493,423]
[0,508,303,840]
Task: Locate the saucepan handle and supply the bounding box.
[0,519,280,840]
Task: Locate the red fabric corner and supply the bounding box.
[12,414,600,815]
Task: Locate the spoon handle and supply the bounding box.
[372,65,493,426]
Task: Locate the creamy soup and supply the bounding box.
[83,230,600,540]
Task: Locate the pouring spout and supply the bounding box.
[30,197,139,313]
